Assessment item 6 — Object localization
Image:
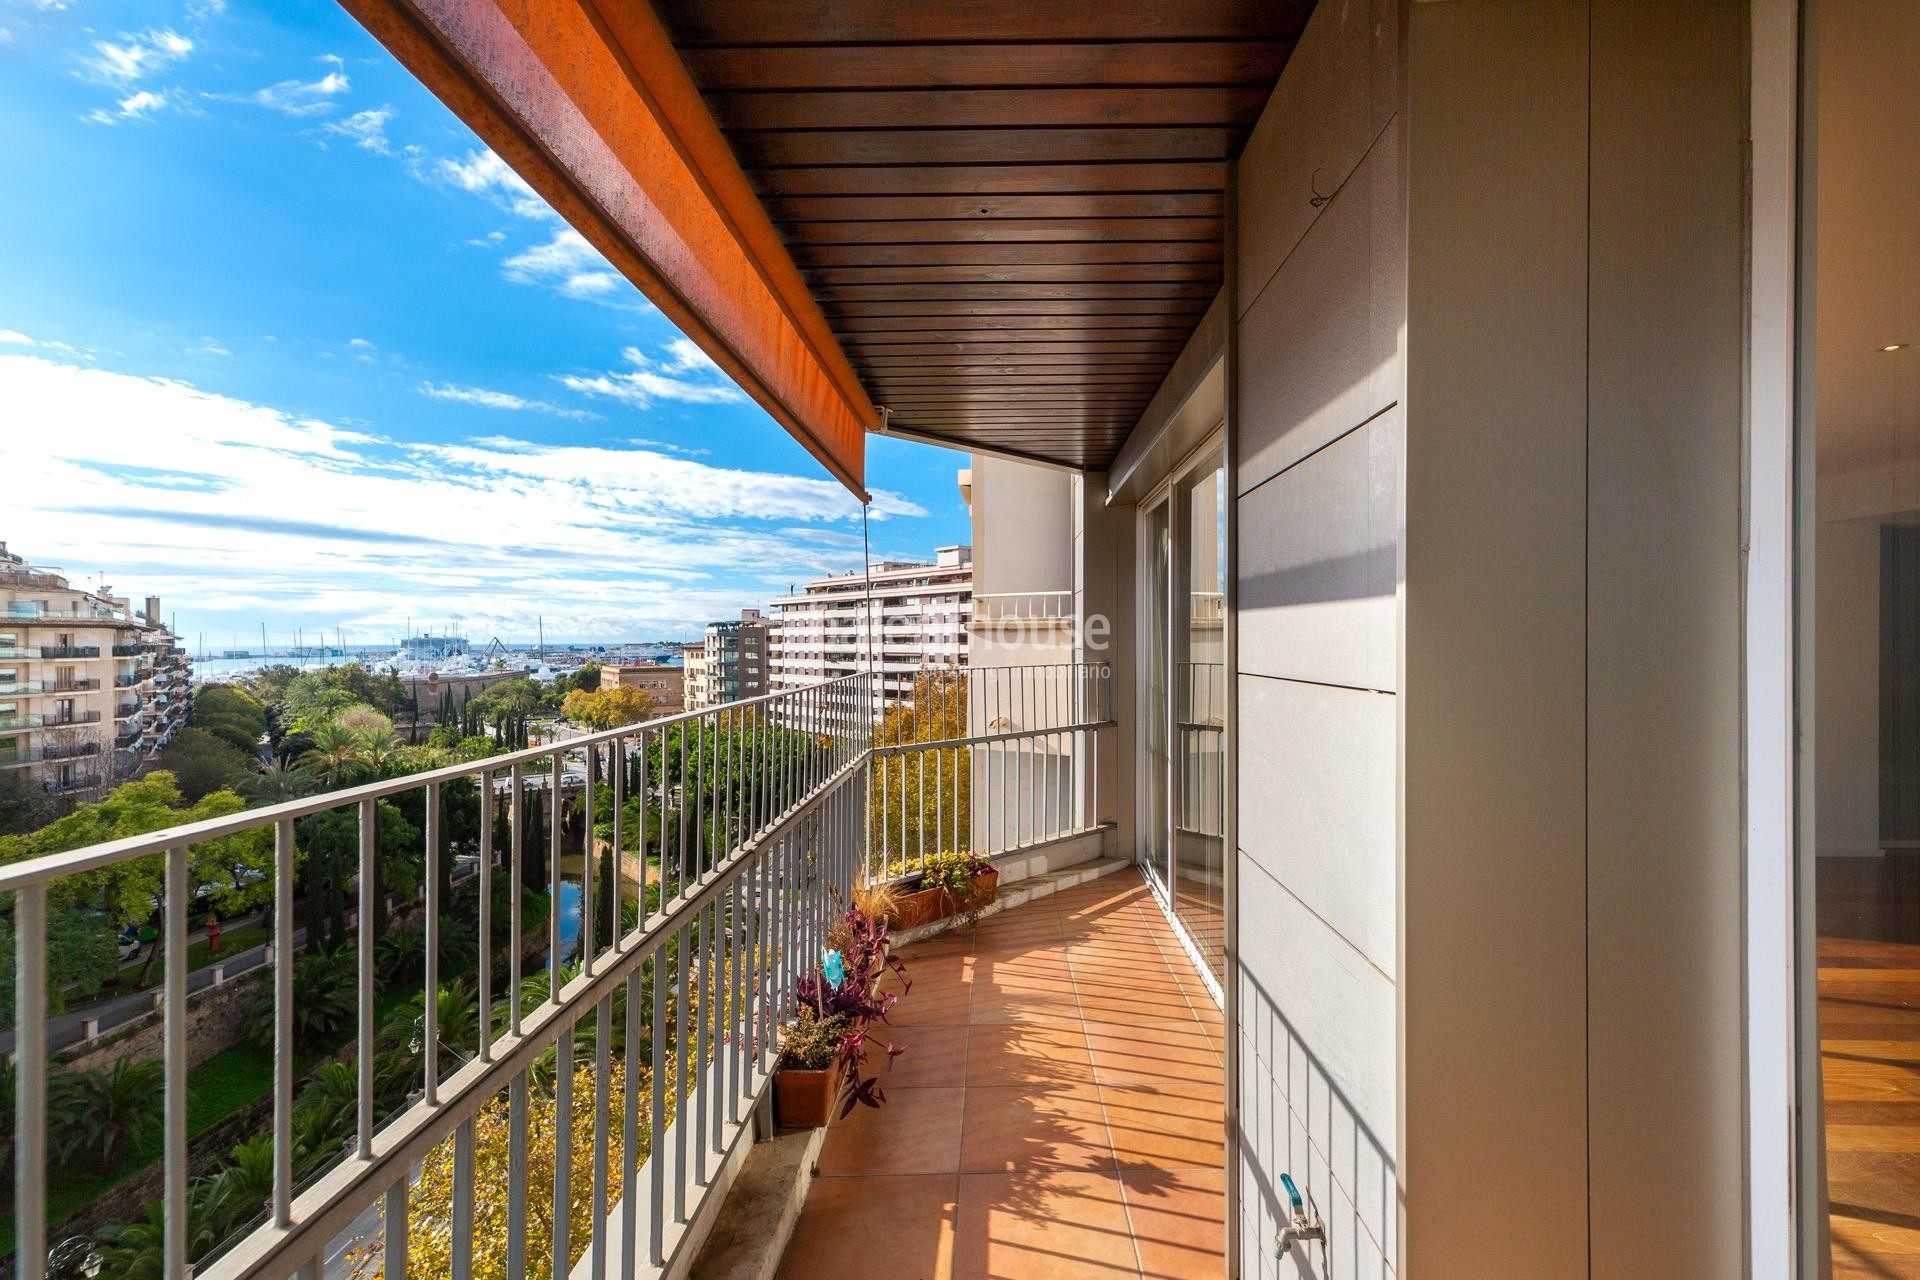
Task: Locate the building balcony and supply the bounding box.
[0,663,1166,1280]
[0,646,39,659]
[111,643,145,657]
[0,713,44,731]
[36,644,101,659]
[44,711,102,727]
[0,741,101,768]
[114,701,140,719]
[113,673,142,688]
[41,772,101,794]
[777,871,1225,1280]
[45,677,100,693]
[0,681,43,696]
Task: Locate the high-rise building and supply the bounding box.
[769,546,971,708]
[700,608,770,707]
[0,541,190,799]
[679,641,710,711]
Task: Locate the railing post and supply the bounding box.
[14,883,47,1280]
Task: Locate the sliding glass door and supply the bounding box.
[1140,435,1227,982]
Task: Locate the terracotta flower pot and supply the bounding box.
[774,1056,846,1129]
[892,865,999,929]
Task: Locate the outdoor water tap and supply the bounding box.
[1274,1173,1326,1260]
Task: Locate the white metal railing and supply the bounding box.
[3,663,1109,1279]
[968,590,1072,627]
[867,662,1112,883]
[4,674,873,1280]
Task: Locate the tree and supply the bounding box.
[155,727,255,802]
[240,758,311,806]
[355,1056,652,1280]
[560,685,655,731]
[0,908,120,1024]
[868,670,970,876]
[301,720,366,789]
[0,773,272,984]
[50,1058,163,1172]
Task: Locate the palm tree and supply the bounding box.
[302,720,365,789]
[358,726,404,778]
[240,758,311,805]
[54,1058,163,1172]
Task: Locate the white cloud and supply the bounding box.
[321,106,394,155]
[419,381,595,420]
[214,70,349,117]
[188,336,230,357]
[0,327,87,358]
[82,29,192,83]
[188,0,227,17]
[347,337,375,349]
[500,228,634,304]
[0,351,924,641]
[556,341,742,410]
[438,149,549,220]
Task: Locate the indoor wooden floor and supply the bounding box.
[1820,856,1920,1279]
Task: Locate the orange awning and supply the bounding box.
[341,0,875,498]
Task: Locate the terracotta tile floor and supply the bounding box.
[778,868,1227,1280]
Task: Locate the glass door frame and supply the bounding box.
[1134,426,1228,993]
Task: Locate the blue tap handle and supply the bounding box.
[1280,1173,1304,1218]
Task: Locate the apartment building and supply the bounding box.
[769,546,971,708]
[599,661,684,717]
[0,542,188,799]
[678,641,708,711]
[683,609,768,710]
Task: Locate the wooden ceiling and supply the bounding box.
[651,1,1313,471]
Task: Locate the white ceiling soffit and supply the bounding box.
[1106,289,1226,506]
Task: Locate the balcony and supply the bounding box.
[0,713,43,731]
[0,741,101,768]
[778,871,1225,1280]
[41,772,100,794]
[113,701,140,719]
[45,677,100,693]
[44,711,102,727]
[111,643,145,657]
[37,644,100,659]
[0,646,39,659]
[0,663,1179,1280]
[0,681,44,696]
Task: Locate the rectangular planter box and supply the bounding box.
[891,866,999,930]
[774,1056,846,1130]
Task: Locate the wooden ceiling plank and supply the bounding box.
[781,217,1223,245]
[823,297,1213,317]
[794,241,1223,268]
[731,127,1242,169]
[808,264,1221,284]
[769,193,1223,222]
[813,282,1220,302]
[652,1,1309,45]
[753,162,1226,196]
[677,41,1291,90]
[706,87,1271,131]
[836,314,1196,332]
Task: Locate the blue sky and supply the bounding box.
[0,0,971,649]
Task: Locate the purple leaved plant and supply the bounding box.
[790,900,911,1117]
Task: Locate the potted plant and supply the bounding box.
[773,899,910,1127]
[890,850,997,929]
[773,1007,853,1129]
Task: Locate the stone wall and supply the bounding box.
[56,966,264,1076]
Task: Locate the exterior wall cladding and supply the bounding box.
[1230,1,1402,1273]
[1230,1,1748,1276]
